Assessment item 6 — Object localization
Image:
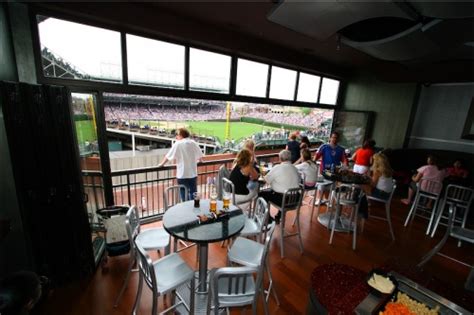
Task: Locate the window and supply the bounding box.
[127,34,185,89]
[37,16,122,82]
[236,58,269,98]
[269,66,297,100]
[189,48,231,93]
[319,78,340,105]
[297,72,321,103]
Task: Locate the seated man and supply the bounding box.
[258,150,301,224]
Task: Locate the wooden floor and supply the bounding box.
[33,193,474,314]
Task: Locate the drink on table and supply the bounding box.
[210,199,217,212]
[223,192,231,209]
[209,185,218,213]
[193,192,200,208]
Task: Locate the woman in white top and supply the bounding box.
[367,153,393,200]
[295,149,318,188]
[359,153,393,220]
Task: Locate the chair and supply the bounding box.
[418,204,474,291]
[239,197,270,241]
[403,179,442,235]
[309,180,334,220]
[217,164,231,200]
[207,266,265,315]
[328,184,364,250]
[133,239,195,315]
[222,174,256,213]
[366,179,397,240]
[430,184,473,238]
[269,186,304,258]
[114,206,171,308]
[228,218,280,308]
[222,177,236,205]
[163,184,188,211]
[163,185,195,253]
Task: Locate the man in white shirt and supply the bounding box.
[158,128,203,201]
[259,150,301,224]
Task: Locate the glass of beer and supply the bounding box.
[193,192,200,208]
[223,192,231,209]
[210,199,217,212]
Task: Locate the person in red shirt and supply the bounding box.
[351,139,376,174]
[446,159,469,180]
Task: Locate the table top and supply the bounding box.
[163,200,245,244]
[322,169,371,185]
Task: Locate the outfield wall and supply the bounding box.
[240,117,305,130]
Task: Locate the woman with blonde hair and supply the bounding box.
[296,149,318,188]
[242,139,257,164]
[368,153,394,200]
[358,153,394,220]
[229,149,259,210]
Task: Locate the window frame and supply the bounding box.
[31,9,343,110]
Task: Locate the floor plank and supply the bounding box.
[33,194,474,314]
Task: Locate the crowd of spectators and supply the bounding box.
[104,103,333,130]
[104,104,229,121]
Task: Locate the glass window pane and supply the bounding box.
[297,72,321,103]
[269,66,297,100]
[189,48,231,94]
[127,34,185,89]
[37,16,122,82]
[236,59,269,98]
[319,78,340,105]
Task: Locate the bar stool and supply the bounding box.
[418,204,474,291]
[403,179,442,235]
[430,184,473,239]
[269,186,304,258]
[328,184,364,250]
[310,180,334,220]
[366,179,397,240]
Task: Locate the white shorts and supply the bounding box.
[353,164,369,174]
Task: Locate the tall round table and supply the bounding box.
[163,200,245,292]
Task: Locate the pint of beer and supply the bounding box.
[210,199,217,212]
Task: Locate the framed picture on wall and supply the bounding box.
[461,97,474,140]
[333,110,375,152]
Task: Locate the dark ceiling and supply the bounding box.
[36,1,474,83]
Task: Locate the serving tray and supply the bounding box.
[355,271,471,315]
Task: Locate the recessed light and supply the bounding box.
[464,41,474,47]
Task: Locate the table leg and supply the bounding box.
[198,243,208,293]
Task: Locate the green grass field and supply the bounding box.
[75,120,96,144]
[186,121,279,142]
[129,120,283,143]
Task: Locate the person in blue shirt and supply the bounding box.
[314,131,348,171]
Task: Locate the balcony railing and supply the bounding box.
[83,152,280,222]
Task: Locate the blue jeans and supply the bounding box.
[177,177,197,201]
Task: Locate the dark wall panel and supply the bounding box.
[342,73,416,149]
[408,83,474,153]
[1,81,94,283]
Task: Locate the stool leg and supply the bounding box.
[404,193,419,226]
[352,208,358,250]
[296,207,304,253]
[386,203,395,240]
[329,198,341,245]
[430,198,446,238]
[426,198,439,235]
[265,260,280,305]
[280,211,285,258]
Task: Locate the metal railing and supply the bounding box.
[82,152,280,222]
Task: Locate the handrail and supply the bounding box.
[82,151,281,221]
